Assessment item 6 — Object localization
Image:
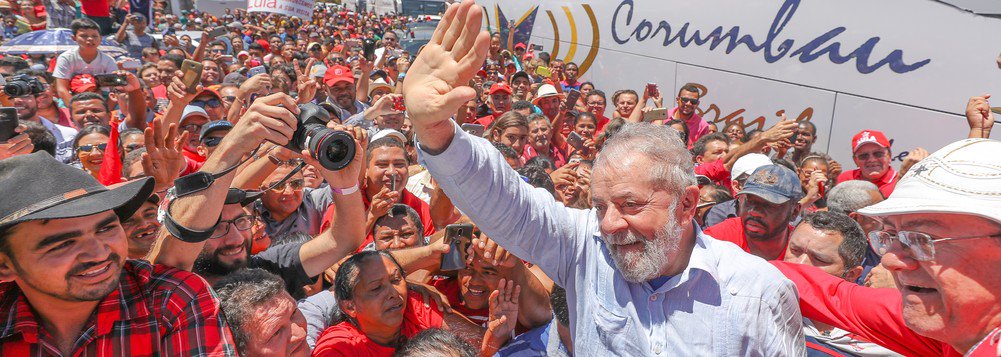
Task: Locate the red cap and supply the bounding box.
[514,42,526,50]
[256,39,270,53]
[196,88,222,101]
[476,69,487,77]
[70,74,97,94]
[489,82,512,95]
[851,130,891,153]
[323,65,354,87]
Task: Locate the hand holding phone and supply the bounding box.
[535,66,551,78]
[567,131,585,151]
[208,26,226,38]
[565,89,581,109]
[180,59,204,94]
[94,74,128,87]
[0,107,17,142]
[440,224,474,271]
[460,123,485,137]
[248,65,267,78]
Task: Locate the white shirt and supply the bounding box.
[52,48,119,80]
[418,122,807,356]
[39,117,77,163]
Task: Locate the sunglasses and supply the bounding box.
[679,97,700,105]
[855,150,887,161]
[269,179,305,192]
[201,136,224,147]
[77,143,107,153]
[124,143,144,152]
[192,98,222,108]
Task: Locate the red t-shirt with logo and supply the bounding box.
[311,292,443,357]
[703,217,790,260]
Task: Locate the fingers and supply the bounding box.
[430,2,459,45]
[442,0,472,51]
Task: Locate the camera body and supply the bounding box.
[4,74,45,97]
[287,103,355,171]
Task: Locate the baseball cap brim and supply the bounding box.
[14,178,154,227]
[738,187,793,205]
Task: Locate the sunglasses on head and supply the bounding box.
[77,143,107,153]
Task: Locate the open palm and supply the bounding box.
[402,0,490,133]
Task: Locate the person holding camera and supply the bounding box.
[114,13,156,60]
[7,73,77,162]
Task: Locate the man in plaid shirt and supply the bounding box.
[0,152,237,356]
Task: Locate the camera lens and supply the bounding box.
[303,125,355,171]
[4,82,29,97]
[323,138,348,162]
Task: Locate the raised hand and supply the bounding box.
[294,59,319,105]
[367,187,399,219]
[899,147,929,177]
[965,94,994,138]
[0,125,32,160]
[401,0,490,150]
[141,123,188,192]
[299,124,368,189]
[468,235,517,269]
[762,114,798,144]
[166,71,202,105]
[240,73,273,100]
[482,279,521,354]
[223,93,300,155]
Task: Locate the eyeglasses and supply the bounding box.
[210,48,225,54]
[868,230,1001,261]
[77,143,107,153]
[201,136,224,147]
[269,179,305,192]
[855,150,887,161]
[329,57,345,63]
[210,215,260,239]
[192,98,222,108]
[123,143,144,153]
[679,97,700,105]
[181,124,202,133]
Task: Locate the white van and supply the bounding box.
[486,0,1001,166]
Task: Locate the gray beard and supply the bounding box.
[602,203,684,283]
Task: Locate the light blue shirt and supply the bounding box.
[418,123,806,356]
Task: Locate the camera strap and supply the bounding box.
[172,146,259,198]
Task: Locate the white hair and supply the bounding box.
[594,123,696,193]
[827,180,882,215]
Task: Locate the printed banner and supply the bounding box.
[248,0,314,20]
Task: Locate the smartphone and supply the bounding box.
[818,181,825,198]
[439,223,474,271]
[362,38,377,61]
[94,74,127,87]
[0,107,17,142]
[642,108,669,122]
[121,59,141,70]
[247,65,267,78]
[531,44,543,51]
[564,89,581,108]
[392,96,406,112]
[567,131,585,151]
[208,26,226,38]
[646,82,659,97]
[460,123,485,137]
[180,59,203,94]
[218,55,234,63]
[390,172,397,192]
[535,66,551,78]
[568,157,582,165]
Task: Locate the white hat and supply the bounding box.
[370,129,406,143]
[368,78,393,96]
[180,105,208,125]
[731,153,772,180]
[859,138,1001,224]
[532,84,560,106]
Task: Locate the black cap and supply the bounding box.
[0,152,154,230]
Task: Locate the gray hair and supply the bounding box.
[213,268,288,355]
[594,122,696,193]
[395,328,478,357]
[827,180,882,215]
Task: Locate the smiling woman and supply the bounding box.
[71,125,117,180]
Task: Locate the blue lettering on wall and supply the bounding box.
[611,0,931,74]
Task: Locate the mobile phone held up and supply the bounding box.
[180,59,203,94]
[564,89,581,108]
[94,74,127,88]
[567,131,586,152]
[0,107,17,142]
[208,26,226,38]
[247,65,267,78]
[440,224,474,271]
[535,66,551,78]
[460,123,485,137]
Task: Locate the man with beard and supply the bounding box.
[401,3,804,354]
[11,77,77,163]
[151,94,367,298]
[670,83,710,146]
[0,153,235,355]
[704,165,803,260]
[521,114,566,167]
[324,65,396,128]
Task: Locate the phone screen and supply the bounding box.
[567,132,585,151]
[565,89,581,108]
[0,107,17,142]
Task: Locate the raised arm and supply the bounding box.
[723,117,797,171]
[151,94,301,270]
[402,0,590,287]
[966,94,994,139]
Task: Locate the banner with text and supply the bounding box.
[248,0,313,20]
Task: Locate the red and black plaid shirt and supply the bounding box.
[0,260,236,356]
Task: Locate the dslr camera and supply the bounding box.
[4,74,45,97]
[288,103,356,171]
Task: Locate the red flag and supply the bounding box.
[98,117,123,186]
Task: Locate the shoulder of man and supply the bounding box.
[138,260,216,301]
[699,236,797,301]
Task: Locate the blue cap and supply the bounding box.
[738,165,804,204]
[199,120,233,140]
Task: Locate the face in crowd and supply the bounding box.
[260,164,306,222]
[366,142,409,198]
[853,143,891,180]
[676,88,700,117]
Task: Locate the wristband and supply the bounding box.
[331,184,359,195]
[162,199,219,243]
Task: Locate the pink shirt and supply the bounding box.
[669,106,710,146]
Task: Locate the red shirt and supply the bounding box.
[430,276,489,326]
[520,144,567,168]
[703,217,790,260]
[694,159,732,193]
[770,261,996,357]
[836,167,897,197]
[80,0,110,17]
[0,260,236,356]
[320,188,436,250]
[594,114,610,136]
[152,85,168,100]
[474,114,497,128]
[311,292,443,357]
[180,147,205,177]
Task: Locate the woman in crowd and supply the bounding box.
[611,89,638,120]
[798,155,830,212]
[723,122,746,145]
[487,111,529,155]
[71,125,115,180]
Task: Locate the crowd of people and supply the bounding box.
[0,0,998,356]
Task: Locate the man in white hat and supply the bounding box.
[533,83,561,121]
[773,137,1001,356]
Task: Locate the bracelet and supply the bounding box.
[331,184,359,195]
[162,199,219,243]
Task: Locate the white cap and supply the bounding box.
[370,129,406,143]
[731,153,772,180]
[859,138,1001,224]
[180,105,208,125]
[532,84,560,106]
